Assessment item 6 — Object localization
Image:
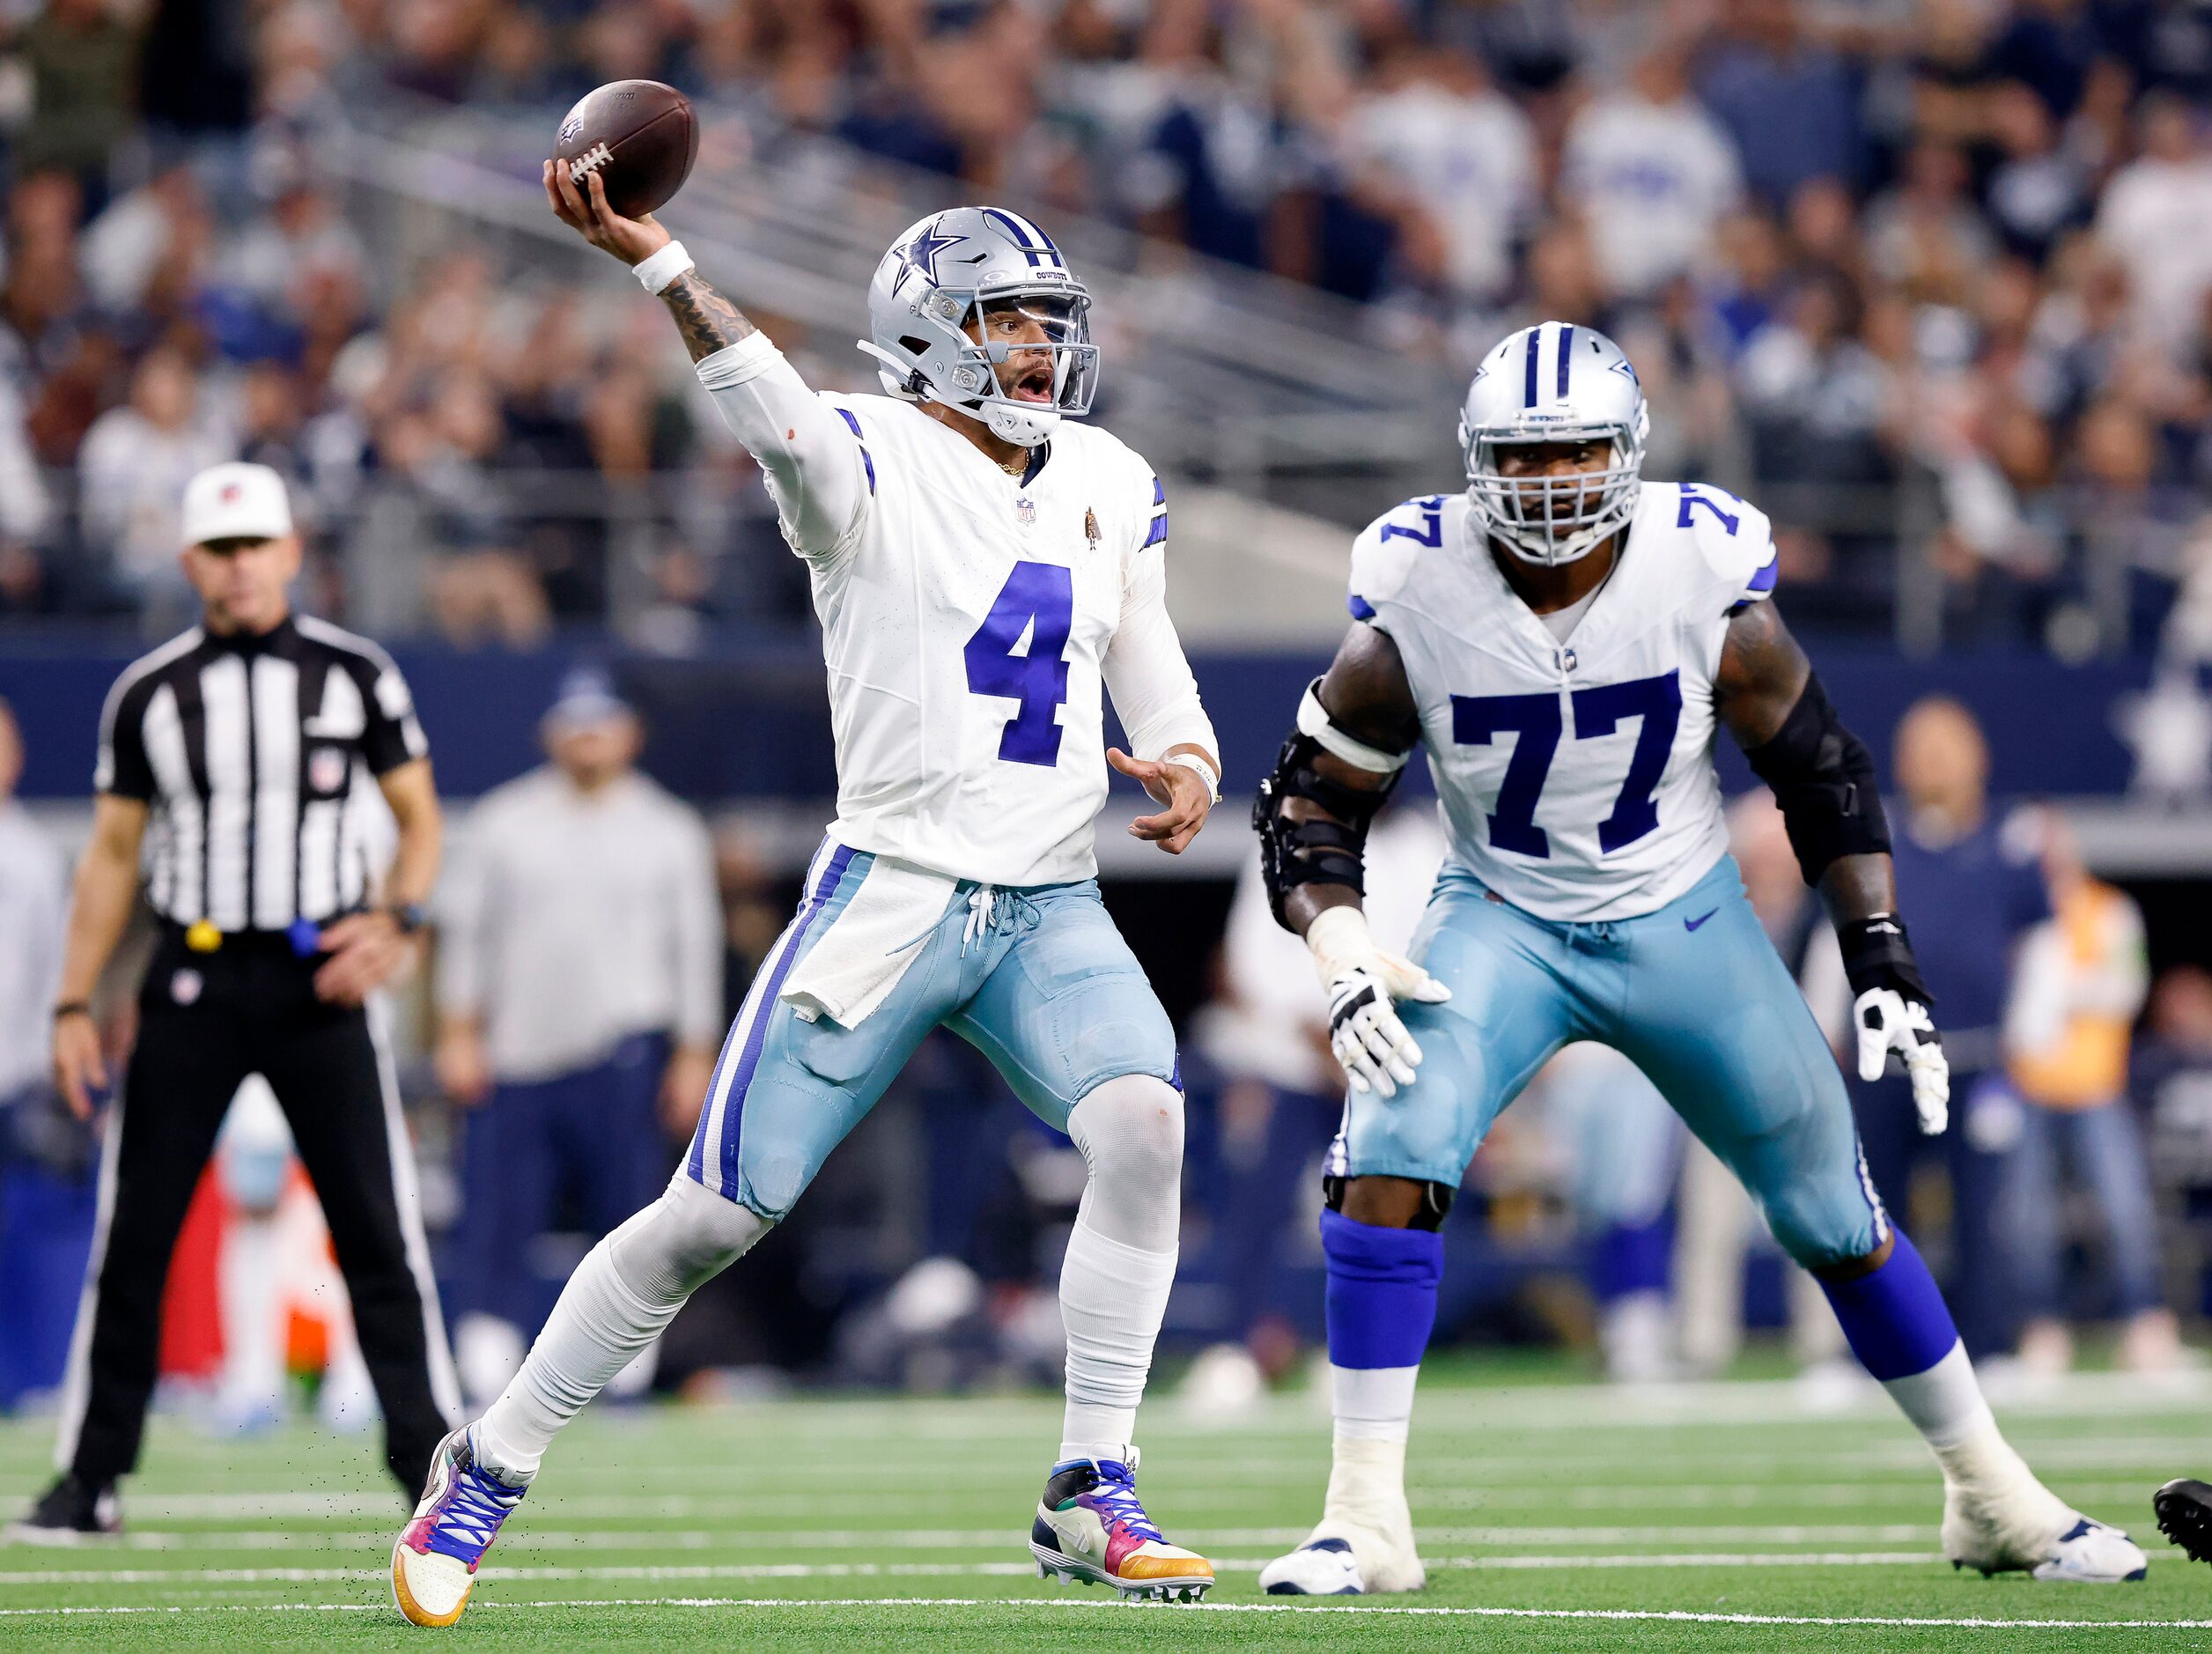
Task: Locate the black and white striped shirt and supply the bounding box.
[95,616,430,931]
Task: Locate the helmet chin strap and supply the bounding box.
[984,401,1057,448]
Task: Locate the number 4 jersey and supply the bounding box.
[1349,483,1777,924]
[694,329,1213,890]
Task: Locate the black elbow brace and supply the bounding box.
[1744,672,1891,887]
[1253,731,1400,928]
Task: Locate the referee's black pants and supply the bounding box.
[59,928,456,1493]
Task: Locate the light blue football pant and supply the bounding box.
[685,842,1181,1221]
[1331,853,1885,1270]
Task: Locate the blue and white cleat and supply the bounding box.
[1944,1477,2147,1583]
[1029,1449,1213,1602]
[1259,1437,1427,1595]
[391,1425,528,1626]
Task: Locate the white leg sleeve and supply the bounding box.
[475,1176,769,1482]
[1058,1075,1183,1461]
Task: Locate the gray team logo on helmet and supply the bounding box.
[1460,321,1649,567]
[859,206,1098,450]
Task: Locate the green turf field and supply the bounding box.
[4,1368,2208,1650]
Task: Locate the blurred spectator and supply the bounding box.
[0,698,96,1409]
[76,343,230,614]
[1338,45,1536,306]
[1672,793,1851,1386]
[2139,964,2212,1320]
[434,670,721,1406]
[1863,696,2053,1359]
[2096,92,2212,342]
[1694,0,1862,208]
[14,0,139,210]
[1539,1042,1680,1384]
[1563,41,1744,301]
[2003,810,2175,1373]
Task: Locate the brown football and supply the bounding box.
[554,79,698,218]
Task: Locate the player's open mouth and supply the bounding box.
[1007,366,1053,403]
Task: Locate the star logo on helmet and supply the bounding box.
[904,221,961,283]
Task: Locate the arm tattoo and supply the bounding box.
[1713,599,1812,749]
[659,270,757,363]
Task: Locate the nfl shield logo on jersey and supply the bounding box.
[310,746,347,794]
[1015,497,1036,525]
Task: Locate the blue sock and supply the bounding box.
[1321,1208,1443,1371]
[1818,1228,1959,1381]
[1591,1216,1672,1304]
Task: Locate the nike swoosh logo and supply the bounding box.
[1684,909,1718,933]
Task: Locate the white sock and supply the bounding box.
[1321,1433,1414,1538]
[1884,1340,2048,1497]
[1058,1218,1176,1463]
[1057,1078,1182,1465]
[1331,1363,1419,1444]
[476,1178,768,1483]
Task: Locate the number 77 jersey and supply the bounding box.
[1350,483,1778,924]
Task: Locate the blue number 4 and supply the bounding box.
[1450,671,1683,857]
[966,560,1073,766]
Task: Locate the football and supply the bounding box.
[553,79,698,219]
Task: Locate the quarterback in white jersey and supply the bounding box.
[393,170,1220,1625]
[1252,321,2147,1595]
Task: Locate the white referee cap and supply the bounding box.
[181,461,294,549]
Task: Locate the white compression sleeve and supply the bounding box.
[1100,541,1216,764]
[694,335,871,561]
[1058,1075,1183,1460]
[475,1177,769,1482]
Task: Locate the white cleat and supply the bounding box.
[1259,1536,1364,1595]
[2030,1517,2149,1584]
[1944,1478,2147,1582]
[1260,1516,1426,1596]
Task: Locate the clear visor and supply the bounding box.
[1464,428,1641,565]
[966,292,1098,415]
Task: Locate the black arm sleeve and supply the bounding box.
[1741,671,1890,887]
[1252,731,1400,928]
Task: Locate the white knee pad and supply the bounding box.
[1068,1074,1184,1252]
[608,1174,774,1302]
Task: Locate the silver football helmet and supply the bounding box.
[861,206,1097,449]
[1460,321,1648,566]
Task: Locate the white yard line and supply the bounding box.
[0,1594,2206,1630]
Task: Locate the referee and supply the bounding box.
[12,461,459,1541]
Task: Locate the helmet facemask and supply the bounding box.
[862,280,1099,449]
[1462,418,1646,567]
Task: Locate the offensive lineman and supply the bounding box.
[390,164,1221,1623]
[1254,321,2149,1594]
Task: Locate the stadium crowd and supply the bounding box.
[0,0,2207,649]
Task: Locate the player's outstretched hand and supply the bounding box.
[1110,747,1212,855]
[1855,986,1950,1134]
[1303,905,1450,1099]
[544,159,670,267]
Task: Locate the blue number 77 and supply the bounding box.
[1450,671,1683,858]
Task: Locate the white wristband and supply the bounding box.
[633,240,695,296]
[1165,750,1220,802]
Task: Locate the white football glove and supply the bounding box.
[1306,905,1451,1099]
[1855,986,1950,1135]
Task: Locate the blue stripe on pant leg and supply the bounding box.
[716,845,859,1195]
[686,841,845,1190]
